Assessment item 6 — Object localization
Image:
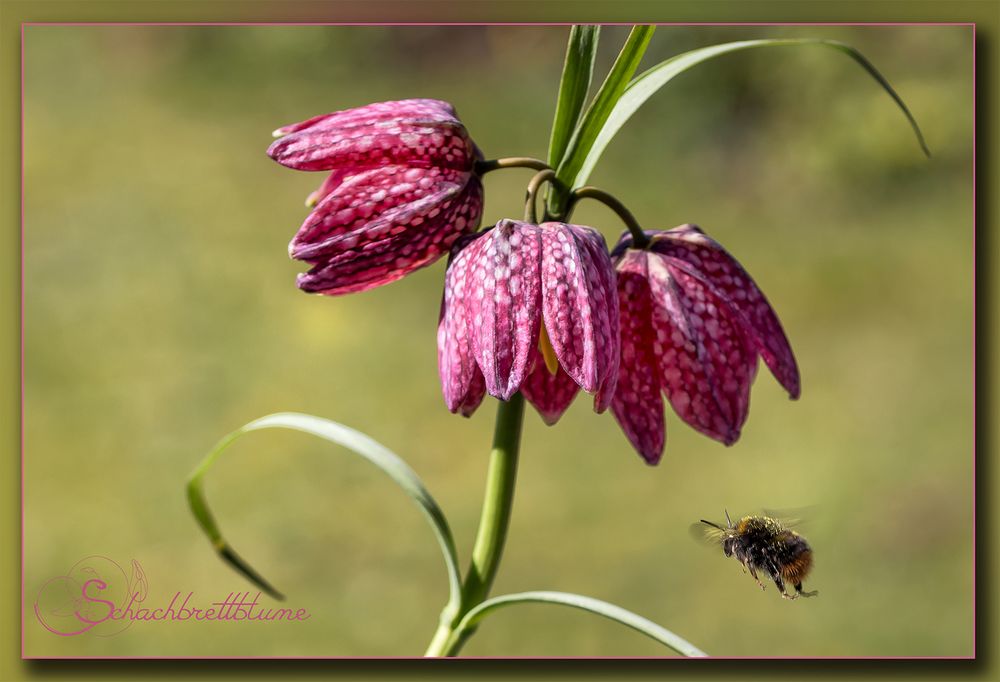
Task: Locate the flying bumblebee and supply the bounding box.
[691,510,818,600]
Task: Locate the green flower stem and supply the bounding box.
[569,186,649,247]
[475,157,552,175]
[424,393,526,657]
[524,169,560,223]
[461,392,525,606]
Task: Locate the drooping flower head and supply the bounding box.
[267,99,483,295]
[438,219,619,422]
[608,225,800,464]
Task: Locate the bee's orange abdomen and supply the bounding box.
[780,547,813,584]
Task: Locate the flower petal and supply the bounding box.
[574,226,620,412]
[520,350,581,425]
[609,251,665,464]
[666,260,758,434]
[290,165,478,262]
[650,225,800,399]
[438,234,484,413]
[273,99,460,137]
[457,368,487,417]
[647,254,754,445]
[296,177,482,295]
[539,223,618,395]
[467,220,543,400]
[305,169,351,208]
[267,99,476,173]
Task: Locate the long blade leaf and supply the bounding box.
[548,25,600,167]
[551,25,654,213]
[186,412,463,613]
[452,590,708,657]
[573,38,930,188]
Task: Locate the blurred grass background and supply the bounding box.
[22,25,972,657]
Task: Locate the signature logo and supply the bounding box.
[33,555,311,637]
[33,555,147,637]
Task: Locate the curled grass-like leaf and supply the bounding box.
[187,412,463,614]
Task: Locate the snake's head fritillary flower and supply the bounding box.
[267,99,484,295]
[607,224,800,465]
[438,219,619,423]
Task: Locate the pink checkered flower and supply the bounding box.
[608,225,800,464]
[438,219,619,421]
[267,99,484,295]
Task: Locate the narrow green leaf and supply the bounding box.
[551,25,655,212]
[452,590,708,657]
[186,412,463,613]
[573,38,930,188]
[547,25,600,168]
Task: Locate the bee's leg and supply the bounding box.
[747,564,766,590]
[795,582,819,598]
[772,574,797,600]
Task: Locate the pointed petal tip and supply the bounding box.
[641,451,663,466]
[265,137,285,160]
[494,383,522,403]
[457,400,482,418]
[787,378,802,400]
[445,398,482,419]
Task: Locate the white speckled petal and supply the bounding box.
[296,174,483,295]
[291,166,475,261]
[609,250,666,464]
[467,220,543,400]
[520,349,581,425]
[539,223,618,395]
[438,233,485,413]
[273,99,460,136]
[457,367,487,417]
[268,99,477,173]
[573,226,620,413]
[650,225,800,399]
[647,253,754,445]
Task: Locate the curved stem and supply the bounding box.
[570,186,649,247]
[424,394,526,656]
[524,169,559,223]
[475,157,551,175]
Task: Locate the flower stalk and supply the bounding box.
[570,185,649,248]
[476,157,552,175]
[425,393,526,657]
[524,168,559,223]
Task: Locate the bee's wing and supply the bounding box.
[689,521,727,547]
[761,505,819,530]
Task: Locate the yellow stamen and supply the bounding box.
[538,324,559,376]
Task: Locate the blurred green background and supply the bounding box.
[23,25,972,657]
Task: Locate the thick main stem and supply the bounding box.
[424,393,526,656]
[461,393,525,605]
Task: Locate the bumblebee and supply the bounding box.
[692,510,818,600]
